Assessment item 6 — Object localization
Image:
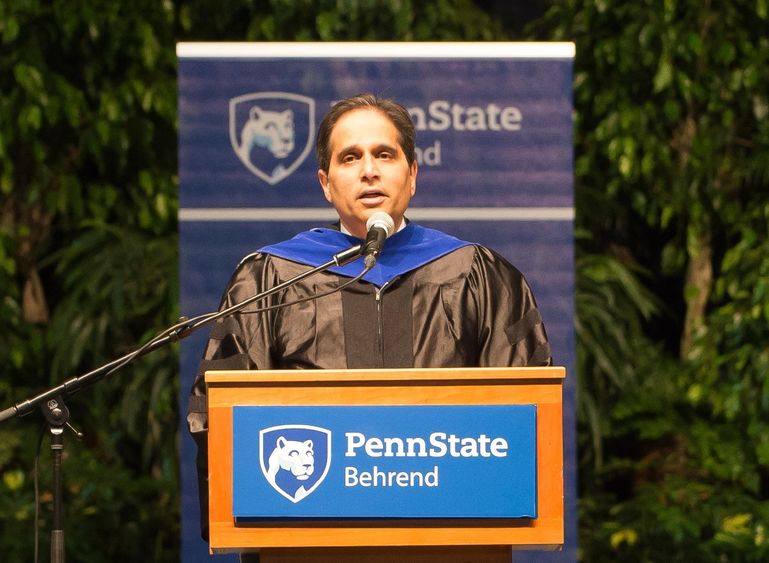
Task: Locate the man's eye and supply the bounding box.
[342,154,357,163]
[378,151,393,159]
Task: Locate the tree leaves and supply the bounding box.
[540,0,769,559]
[0,0,178,559]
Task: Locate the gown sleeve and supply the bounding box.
[185,252,278,540]
[468,246,552,367]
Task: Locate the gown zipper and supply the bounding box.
[374,278,397,365]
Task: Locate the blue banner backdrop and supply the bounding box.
[177,42,575,562]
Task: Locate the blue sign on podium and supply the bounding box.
[232,405,537,520]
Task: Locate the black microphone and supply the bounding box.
[363,212,395,268]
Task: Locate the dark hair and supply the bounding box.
[315,93,416,172]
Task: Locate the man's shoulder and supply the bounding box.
[423,242,526,282]
[233,250,312,276]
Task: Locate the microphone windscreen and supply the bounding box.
[366,212,395,237]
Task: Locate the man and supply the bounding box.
[187,94,551,540]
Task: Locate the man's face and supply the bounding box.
[318,108,417,239]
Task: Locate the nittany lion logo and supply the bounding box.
[259,424,331,503]
[229,92,315,186]
[239,107,294,159]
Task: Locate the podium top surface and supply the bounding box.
[205,366,566,385]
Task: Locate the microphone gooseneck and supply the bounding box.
[363,212,395,268]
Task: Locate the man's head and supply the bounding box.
[316,94,418,239]
[316,94,416,173]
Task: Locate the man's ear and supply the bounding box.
[317,169,332,203]
[410,160,418,196]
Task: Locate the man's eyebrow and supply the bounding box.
[335,144,358,157]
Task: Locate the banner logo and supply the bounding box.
[229,92,316,185]
[259,424,331,503]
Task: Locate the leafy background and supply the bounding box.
[1,0,767,561]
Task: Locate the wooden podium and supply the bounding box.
[206,367,565,562]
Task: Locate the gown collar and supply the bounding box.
[259,222,472,287]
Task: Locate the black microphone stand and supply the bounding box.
[39,396,83,563]
[0,242,363,562]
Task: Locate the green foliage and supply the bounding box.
[177,0,506,41]
[574,237,662,471]
[537,0,769,560]
[0,0,178,560]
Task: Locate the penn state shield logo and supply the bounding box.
[229,92,315,185]
[259,424,331,503]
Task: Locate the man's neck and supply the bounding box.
[339,218,406,238]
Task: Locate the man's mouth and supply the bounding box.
[360,190,385,201]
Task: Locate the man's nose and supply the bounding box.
[361,154,379,179]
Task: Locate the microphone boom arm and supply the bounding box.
[0,243,363,423]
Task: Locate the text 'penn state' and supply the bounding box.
[343,431,509,489]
